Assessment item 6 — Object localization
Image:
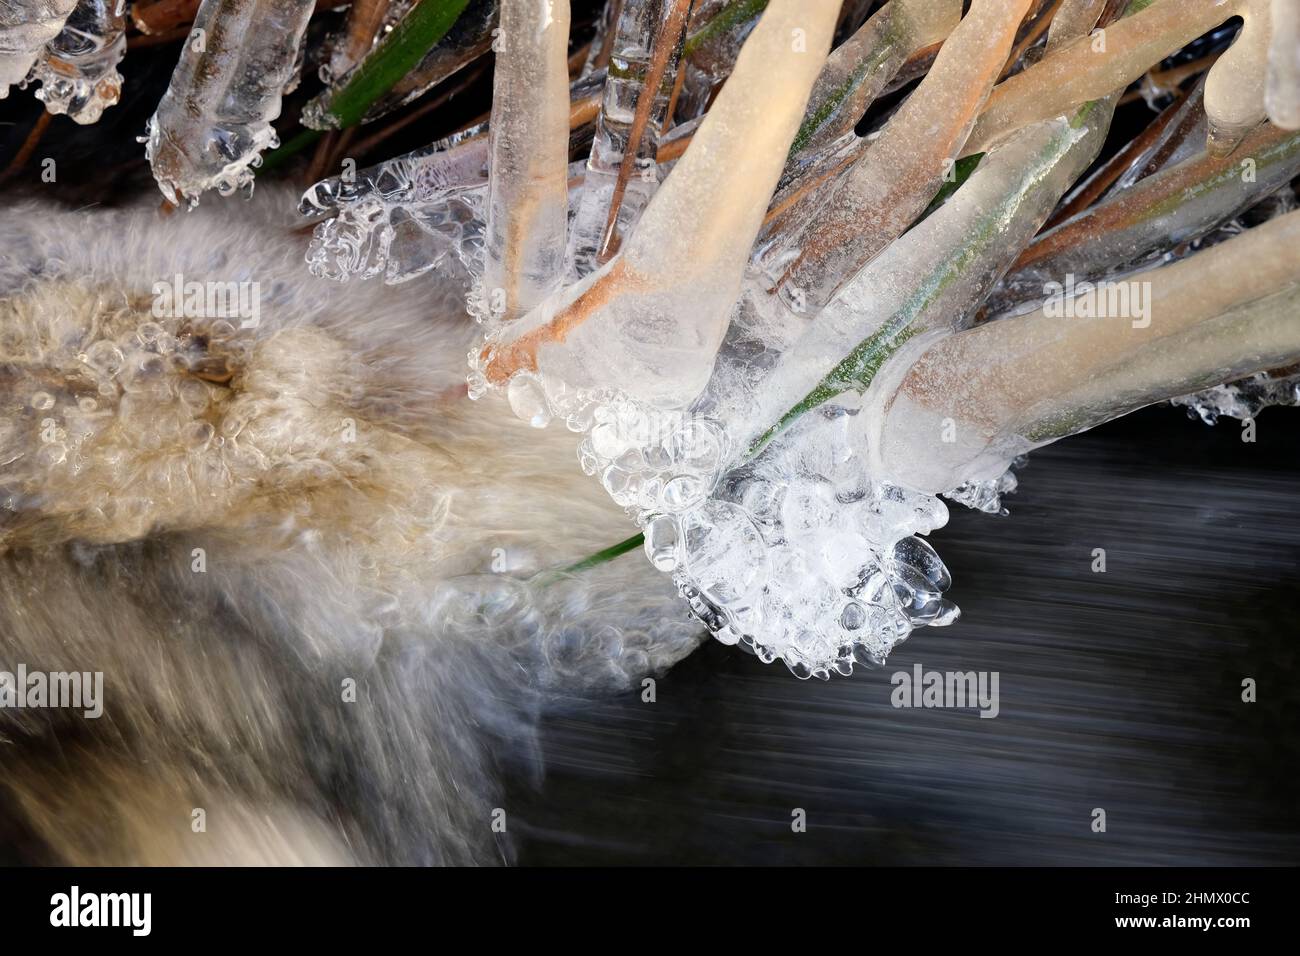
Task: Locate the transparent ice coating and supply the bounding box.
[758,0,1033,314]
[746,101,1116,453]
[477,0,839,407]
[787,0,961,172]
[1173,368,1300,423]
[144,0,316,206]
[481,0,572,319]
[1046,0,1108,53]
[1203,0,1270,156]
[1268,0,1300,128]
[1004,121,1300,300]
[565,0,692,278]
[302,131,491,285]
[305,0,498,130]
[30,0,126,124]
[0,0,79,95]
[318,0,418,86]
[874,209,1300,492]
[968,0,1256,154]
[671,0,768,123]
[1109,77,1207,191]
[299,66,607,288]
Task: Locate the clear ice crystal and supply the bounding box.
[29,0,126,124]
[0,0,79,96]
[144,0,316,206]
[302,131,490,285]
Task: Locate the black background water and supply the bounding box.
[509,405,1300,865]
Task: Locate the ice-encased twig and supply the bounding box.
[480,0,572,319]
[967,0,1264,155]
[787,0,961,168]
[478,0,838,407]
[318,0,409,86]
[0,0,79,96]
[144,0,316,206]
[748,97,1117,455]
[874,209,1300,492]
[1045,0,1107,53]
[565,0,693,278]
[761,0,1033,313]
[306,0,497,131]
[29,0,126,124]
[1203,0,1270,156]
[1108,76,1206,191]
[1267,0,1300,128]
[1004,120,1300,299]
[300,68,607,286]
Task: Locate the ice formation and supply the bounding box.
[265,0,1300,677]
[144,0,316,205]
[29,0,126,124]
[0,0,79,95]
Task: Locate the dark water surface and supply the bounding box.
[509,405,1300,865]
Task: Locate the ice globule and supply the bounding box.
[143,0,316,207]
[481,0,572,320]
[1173,369,1300,424]
[757,0,1032,314]
[29,0,126,124]
[565,0,692,279]
[0,0,79,96]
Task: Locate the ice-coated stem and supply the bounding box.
[479,0,838,408]
[874,209,1300,493]
[1045,0,1107,53]
[566,0,693,278]
[765,0,1034,313]
[749,98,1117,455]
[306,0,495,131]
[30,0,127,124]
[144,0,317,206]
[1268,0,1300,128]
[482,0,572,319]
[0,0,79,96]
[1006,120,1300,295]
[1204,0,1271,157]
[788,0,961,165]
[967,0,1263,154]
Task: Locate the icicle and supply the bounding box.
[476,0,839,409]
[565,0,693,279]
[30,0,127,125]
[760,0,1033,315]
[481,0,572,319]
[1045,0,1107,54]
[144,0,316,206]
[0,0,79,96]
